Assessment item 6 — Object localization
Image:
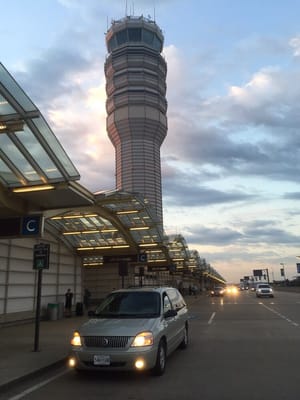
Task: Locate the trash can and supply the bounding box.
[76,302,84,316]
[47,303,58,321]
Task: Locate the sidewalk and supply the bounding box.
[0,295,201,390]
[0,314,88,390]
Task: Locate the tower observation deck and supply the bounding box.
[105,15,167,224]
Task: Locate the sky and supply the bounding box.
[2,0,300,283]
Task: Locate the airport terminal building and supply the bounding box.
[0,16,225,324]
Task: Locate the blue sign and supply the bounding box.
[138,252,147,262]
[22,216,43,236]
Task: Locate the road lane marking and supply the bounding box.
[260,303,299,327]
[208,312,216,325]
[7,370,68,400]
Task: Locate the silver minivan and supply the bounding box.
[69,286,189,375]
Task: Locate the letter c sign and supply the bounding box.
[22,216,42,236]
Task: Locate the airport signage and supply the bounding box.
[103,254,137,263]
[33,243,50,270]
[0,215,43,238]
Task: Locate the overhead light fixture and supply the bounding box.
[83,262,103,267]
[13,185,55,193]
[0,120,24,133]
[117,210,139,215]
[63,230,101,235]
[51,213,98,220]
[129,226,150,231]
[139,243,158,247]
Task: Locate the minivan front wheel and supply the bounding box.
[152,340,166,376]
[179,325,189,349]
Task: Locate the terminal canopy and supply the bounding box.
[0,63,93,215]
[0,63,80,188]
[45,190,170,264]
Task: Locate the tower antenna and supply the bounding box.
[125,0,128,16]
[154,0,156,21]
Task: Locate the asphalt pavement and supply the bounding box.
[0,295,200,391]
[0,313,88,390]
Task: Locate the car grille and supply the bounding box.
[261,290,270,293]
[83,336,132,348]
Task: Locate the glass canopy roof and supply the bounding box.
[0,63,79,189]
[46,190,171,267]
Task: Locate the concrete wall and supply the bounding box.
[0,230,82,325]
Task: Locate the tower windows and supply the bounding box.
[107,28,163,53]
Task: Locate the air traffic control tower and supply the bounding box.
[105,16,167,225]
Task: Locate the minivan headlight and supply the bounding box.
[131,332,153,347]
[71,331,82,347]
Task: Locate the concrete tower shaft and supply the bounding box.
[105,16,167,223]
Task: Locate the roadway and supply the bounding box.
[2,289,300,400]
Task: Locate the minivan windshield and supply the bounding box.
[94,291,161,318]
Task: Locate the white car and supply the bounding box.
[69,286,189,376]
[256,283,274,298]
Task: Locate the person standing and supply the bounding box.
[65,288,73,317]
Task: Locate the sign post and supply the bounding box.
[33,243,50,352]
[34,268,43,352]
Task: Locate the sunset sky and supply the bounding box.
[2,0,300,282]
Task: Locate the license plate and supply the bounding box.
[93,355,110,366]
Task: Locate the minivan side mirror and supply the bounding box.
[164,309,177,318]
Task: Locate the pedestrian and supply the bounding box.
[65,288,73,317]
[83,288,91,311]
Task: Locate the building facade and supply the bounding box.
[105,16,168,225]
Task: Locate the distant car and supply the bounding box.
[256,283,274,298]
[226,286,239,295]
[210,287,225,296]
[68,286,189,376]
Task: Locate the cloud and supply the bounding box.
[162,171,254,207]
[289,35,300,57]
[172,220,300,251]
[163,43,300,192]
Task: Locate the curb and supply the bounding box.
[0,358,67,394]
